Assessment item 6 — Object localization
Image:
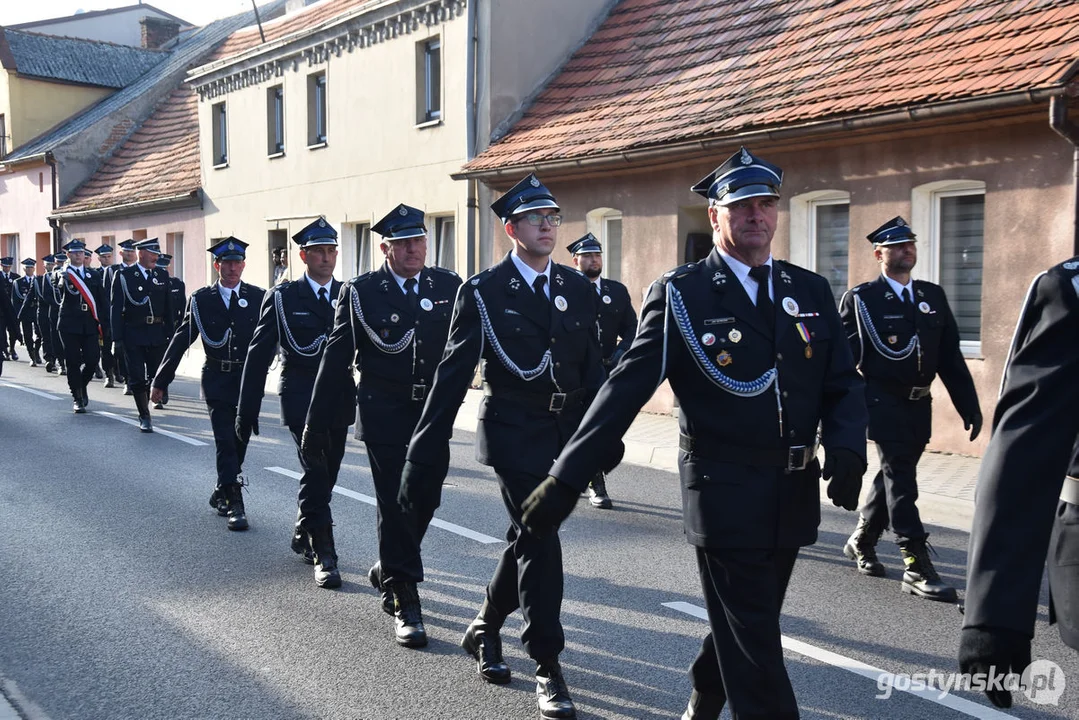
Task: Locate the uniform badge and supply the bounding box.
[884,291,895,300]
[379,328,390,339]
[138,286,144,291]
[554,296,568,312]
[318,218,327,227]
[702,333,716,346]
[728,328,742,343]
[509,277,521,291]
[420,298,433,311]
[712,271,727,285]
[779,270,792,285]
[390,313,400,323]
[331,298,338,309]
[530,176,541,188]
[238,298,248,308]
[399,207,408,216]
[602,294,612,305]
[804,346,813,359]
[918,301,931,314]
[471,278,480,286]
[740,148,752,165]
[1064,261,1079,271]
[887,335,898,345]
[717,350,733,367]
[554,274,564,286]
[782,297,799,316]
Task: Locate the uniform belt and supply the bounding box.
[876,381,931,401]
[482,383,586,413]
[679,434,819,472]
[361,375,430,402]
[144,316,163,325]
[204,358,242,373]
[1063,476,1079,506]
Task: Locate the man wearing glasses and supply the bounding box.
[400,174,605,720]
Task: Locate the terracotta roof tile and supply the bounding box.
[57,86,199,213]
[466,0,1079,173]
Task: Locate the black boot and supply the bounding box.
[843,515,886,577]
[208,486,229,516]
[134,390,153,432]
[389,582,428,648]
[223,481,248,531]
[681,689,725,720]
[30,346,40,367]
[307,524,342,589]
[367,562,394,615]
[899,536,956,602]
[45,360,56,373]
[94,367,104,380]
[291,521,316,564]
[462,598,511,684]
[59,361,66,375]
[104,370,115,389]
[587,472,613,509]
[82,383,90,409]
[536,662,576,719]
[72,391,86,414]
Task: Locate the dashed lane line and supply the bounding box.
[0,381,60,400]
[93,411,209,446]
[265,466,502,544]
[661,601,1017,720]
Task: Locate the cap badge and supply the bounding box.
[740,148,752,165]
[782,297,799,316]
[896,218,906,227]
[227,242,235,251]
[399,207,408,216]
[318,218,326,227]
[702,333,716,346]
[530,176,541,188]
[554,296,568,312]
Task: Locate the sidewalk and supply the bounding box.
[171,348,980,533]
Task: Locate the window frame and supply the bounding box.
[211,101,228,167]
[308,72,328,147]
[416,36,442,125]
[267,85,285,156]
[433,215,455,272]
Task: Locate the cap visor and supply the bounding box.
[717,185,780,206]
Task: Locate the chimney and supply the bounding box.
[140,17,180,50]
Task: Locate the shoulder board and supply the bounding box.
[851,281,872,294]
[660,261,700,283]
[429,266,459,278]
[1055,257,1079,275]
[244,283,267,294]
[349,271,376,287]
[466,266,496,287]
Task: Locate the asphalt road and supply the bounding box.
[0,360,1075,720]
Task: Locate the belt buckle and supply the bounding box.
[145,316,154,325]
[787,445,810,472]
[548,392,567,412]
[410,384,427,401]
[220,360,232,372]
[908,386,928,400]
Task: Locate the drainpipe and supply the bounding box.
[464,0,478,275]
[45,151,59,251]
[1050,95,1079,255]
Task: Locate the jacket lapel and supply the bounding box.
[706,250,770,340]
[498,254,549,331]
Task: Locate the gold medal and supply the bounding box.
[804,346,813,359]
[717,351,732,367]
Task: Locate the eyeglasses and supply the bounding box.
[519,213,563,227]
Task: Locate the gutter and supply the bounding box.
[464,0,478,276]
[50,189,202,221]
[453,86,1063,181]
[1049,54,1079,256]
[45,151,58,251]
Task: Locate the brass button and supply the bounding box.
[782,391,788,398]
[550,337,557,343]
[776,353,783,361]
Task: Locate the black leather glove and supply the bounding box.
[398,460,445,517]
[958,627,1032,709]
[234,415,259,445]
[964,411,983,442]
[300,425,329,467]
[522,476,581,537]
[822,447,866,511]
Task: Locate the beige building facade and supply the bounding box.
[188,0,615,287]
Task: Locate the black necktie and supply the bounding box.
[228,290,238,313]
[533,275,549,306]
[901,287,911,305]
[318,286,330,310]
[404,277,418,313]
[748,265,774,332]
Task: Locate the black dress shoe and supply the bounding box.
[681,689,725,720]
[461,623,511,684]
[368,563,394,615]
[536,663,576,719]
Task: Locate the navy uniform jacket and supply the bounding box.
[306,264,461,444]
[548,248,868,549]
[840,276,979,445]
[407,252,605,476]
[55,266,107,336]
[239,276,348,429]
[964,259,1079,648]
[12,275,37,322]
[594,278,637,367]
[167,276,186,328]
[0,277,14,338]
[153,282,265,406]
[110,264,174,346]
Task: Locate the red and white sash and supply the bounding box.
[67,267,102,336]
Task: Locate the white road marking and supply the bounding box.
[0,381,60,400]
[94,411,209,446]
[265,466,502,544]
[661,602,1017,719]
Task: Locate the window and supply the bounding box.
[912,180,986,356]
[101,235,115,245]
[789,190,850,307]
[353,223,371,276]
[132,229,148,242]
[0,114,7,158]
[267,85,284,155]
[585,208,623,282]
[434,216,455,272]
[211,102,228,166]
[268,229,288,285]
[166,232,184,280]
[416,37,441,124]
[308,72,327,146]
[1,233,18,260]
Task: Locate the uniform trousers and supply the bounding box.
[123,342,166,394]
[367,441,432,585]
[36,311,53,362]
[288,425,348,529]
[486,467,565,664]
[207,399,248,487]
[861,441,926,541]
[20,319,37,353]
[690,546,800,720]
[1050,499,1079,650]
[61,331,100,397]
[100,329,115,376]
